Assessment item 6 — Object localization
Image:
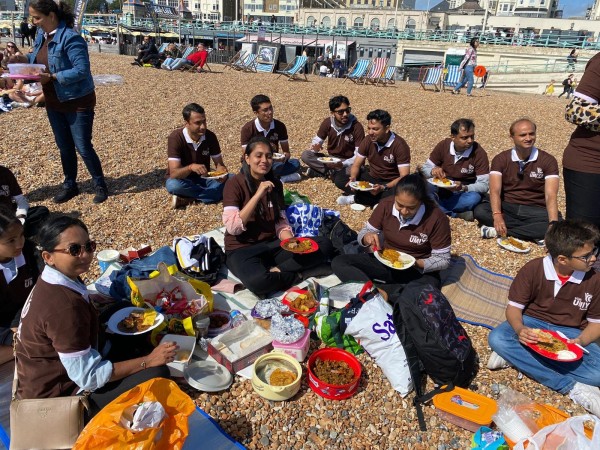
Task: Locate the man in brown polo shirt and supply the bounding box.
[423,118,489,221]
[474,118,559,243]
[301,95,365,195]
[338,109,411,207]
[240,94,301,183]
[166,103,230,209]
[488,220,600,417]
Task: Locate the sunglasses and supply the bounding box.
[570,246,600,263]
[51,241,97,257]
[7,45,15,48]
[334,107,352,115]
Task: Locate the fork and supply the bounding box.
[555,330,589,354]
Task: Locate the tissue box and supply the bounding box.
[163,334,196,377]
[272,328,311,362]
[207,321,273,374]
[119,245,152,262]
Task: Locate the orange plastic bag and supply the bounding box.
[73,378,195,450]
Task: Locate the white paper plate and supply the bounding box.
[202,172,228,180]
[107,307,164,335]
[349,181,375,191]
[497,237,531,253]
[427,178,457,188]
[374,250,416,270]
[350,203,366,211]
[272,153,286,161]
[185,360,233,392]
[317,156,341,164]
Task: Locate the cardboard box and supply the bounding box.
[207,321,273,374]
[119,245,152,263]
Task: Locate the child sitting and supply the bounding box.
[543,79,555,96]
[488,219,600,417]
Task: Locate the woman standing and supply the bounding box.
[222,136,333,297]
[28,0,109,204]
[453,37,479,97]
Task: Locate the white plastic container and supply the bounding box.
[162,334,196,377]
[7,63,46,76]
[272,329,311,362]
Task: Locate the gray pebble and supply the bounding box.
[260,425,269,436]
[259,436,270,446]
[329,431,338,439]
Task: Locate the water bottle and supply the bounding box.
[230,310,247,328]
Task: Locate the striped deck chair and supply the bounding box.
[364,58,388,85]
[442,65,463,92]
[224,50,246,70]
[277,56,308,81]
[420,67,443,92]
[242,54,258,72]
[344,59,371,84]
[157,43,167,53]
[232,53,256,71]
[376,65,397,87]
[256,63,274,73]
[186,48,214,73]
[180,46,194,60]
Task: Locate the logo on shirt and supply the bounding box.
[573,292,592,311]
[345,135,353,142]
[383,154,395,164]
[409,233,429,245]
[460,164,475,174]
[529,167,544,179]
[0,185,9,197]
[24,277,33,288]
[270,133,279,142]
[202,150,209,156]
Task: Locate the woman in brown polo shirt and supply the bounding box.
[332,171,451,296]
[223,136,333,297]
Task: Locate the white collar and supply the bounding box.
[183,127,205,148]
[449,141,473,159]
[0,252,25,284]
[41,265,90,302]
[255,118,274,134]
[43,29,57,39]
[391,203,426,229]
[511,147,539,163]
[330,115,354,135]
[376,132,396,152]
[542,255,585,296]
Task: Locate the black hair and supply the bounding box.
[394,170,437,210]
[241,136,282,220]
[37,215,88,253]
[329,95,350,112]
[29,0,75,29]
[0,204,21,237]
[450,118,475,136]
[5,41,20,53]
[250,94,271,112]
[469,37,479,48]
[509,118,537,136]
[366,109,391,127]
[182,103,205,121]
[545,220,600,260]
[569,49,577,56]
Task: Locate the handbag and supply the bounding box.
[9,340,89,450]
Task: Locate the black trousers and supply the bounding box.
[226,236,333,296]
[474,199,552,241]
[564,168,600,231]
[355,168,396,207]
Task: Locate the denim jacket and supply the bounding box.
[29,21,95,102]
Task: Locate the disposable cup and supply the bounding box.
[97,249,120,273]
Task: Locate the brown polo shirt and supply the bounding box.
[490,148,559,208]
[563,52,600,174]
[357,133,411,182]
[428,138,489,184]
[0,165,22,209]
[167,128,221,177]
[223,173,285,252]
[368,196,451,260]
[16,278,98,399]
[508,256,600,330]
[240,118,289,153]
[316,117,365,160]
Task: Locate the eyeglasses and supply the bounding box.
[569,247,600,263]
[7,45,15,48]
[333,107,352,115]
[517,160,527,179]
[51,241,97,257]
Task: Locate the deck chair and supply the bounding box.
[376,66,397,87]
[442,65,463,92]
[231,53,256,71]
[344,59,371,84]
[157,43,167,54]
[420,67,443,92]
[364,58,388,85]
[242,54,258,72]
[277,56,308,81]
[224,50,246,70]
[186,48,214,73]
[180,46,194,60]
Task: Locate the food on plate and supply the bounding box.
[117,309,156,333]
[534,329,567,353]
[557,350,577,360]
[501,236,527,250]
[290,291,317,312]
[320,157,335,162]
[433,177,453,186]
[283,238,313,253]
[356,181,372,189]
[381,248,406,269]
[207,170,227,177]
[175,350,191,362]
[313,358,355,385]
[269,368,297,386]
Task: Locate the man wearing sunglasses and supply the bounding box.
[301,95,365,195]
[474,119,560,244]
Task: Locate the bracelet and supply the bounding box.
[492,212,503,216]
[140,360,147,370]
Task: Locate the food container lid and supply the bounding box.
[432,387,497,426]
[184,360,232,392]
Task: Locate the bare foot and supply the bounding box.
[269,267,281,273]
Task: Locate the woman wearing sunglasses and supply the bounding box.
[15,215,176,417]
[1,42,22,70]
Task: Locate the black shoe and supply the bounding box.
[53,187,79,204]
[131,61,141,66]
[93,185,108,204]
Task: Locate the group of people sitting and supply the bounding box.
[0,42,44,111]
[131,38,209,73]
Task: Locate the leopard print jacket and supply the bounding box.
[565,97,600,133]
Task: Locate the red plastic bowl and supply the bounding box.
[307,348,361,400]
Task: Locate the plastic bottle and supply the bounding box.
[230,310,247,328]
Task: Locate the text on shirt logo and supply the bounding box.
[24,277,33,288]
[460,164,475,174]
[573,292,592,311]
[383,154,395,164]
[529,167,544,179]
[409,233,429,245]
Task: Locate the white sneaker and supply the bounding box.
[336,195,355,205]
[280,173,301,183]
[487,351,510,370]
[481,225,498,239]
[569,382,600,417]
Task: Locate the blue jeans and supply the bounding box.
[456,65,475,95]
[46,108,106,190]
[165,173,231,204]
[436,190,482,216]
[488,315,600,394]
[273,158,301,177]
[168,58,192,70]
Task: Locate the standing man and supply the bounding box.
[302,95,364,195]
[338,110,411,207]
[166,103,230,209]
[240,94,301,183]
[474,118,560,243]
[422,118,489,220]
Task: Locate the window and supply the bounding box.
[386,48,391,58]
[377,48,382,57]
[370,18,380,30]
[307,16,315,26]
[354,17,364,27]
[194,3,199,9]
[387,18,395,30]
[337,17,347,28]
[405,18,416,30]
[322,16,331,27]
[359,46,364,56]
[368,47,373,57]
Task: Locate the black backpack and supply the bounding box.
[391,284,479,431]
[562,78,570,86]
[318,215,358,255]
[173,236,225,285]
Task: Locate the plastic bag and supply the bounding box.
[283,189,310,206]
[514,414,600,450]
[285,203,323,237]
[73,378,195,450]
